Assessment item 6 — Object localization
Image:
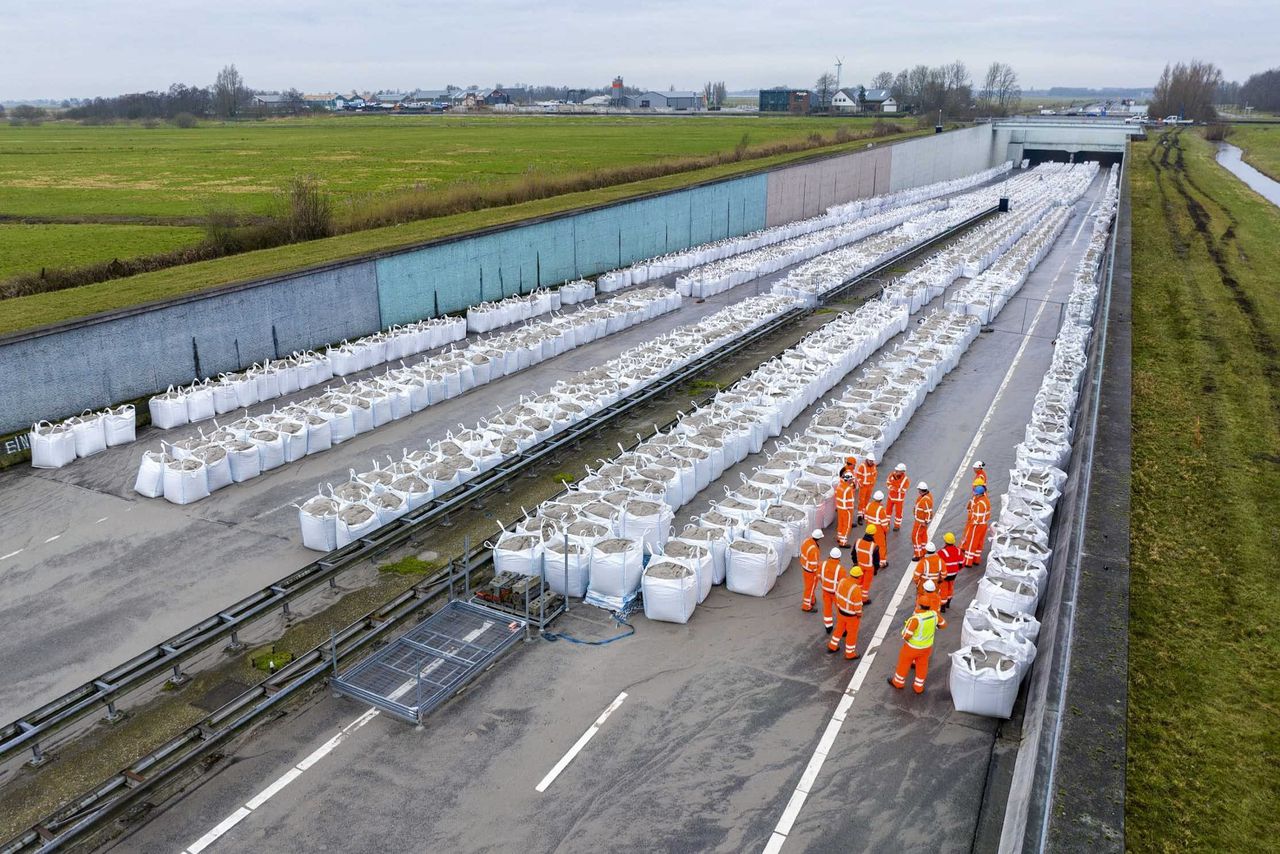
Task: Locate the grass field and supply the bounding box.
[0,120,926,335]
[1128,128,1280,851]
[0,223,203,280]
[0,114,891,219]
[1227,123,1280,181]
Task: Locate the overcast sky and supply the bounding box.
[2,0,1275,100]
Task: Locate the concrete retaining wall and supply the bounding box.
[0,126,1003,434]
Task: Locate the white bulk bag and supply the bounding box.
[232,374,259,408]
[975,574,1040,615]
[222,439,262,482]
[23,422,68,471]
[186,383,216,423]
[493,532,544,577]
[745,519,795,566]
[192,445,233,492]
[211,381,240,415]
[276,420,308,463]
[949,645,1022,718]
[319,403,356,445]
[250,429,286,471]
[335,503,379,547]
[162,457,209,505]
[68,413,108,458]
[587,537,644,607]
[103,405,136,446]
[149,387,189,429]
[963,602,1041,644]
[543,537,591,598]
[618,500,672,553]
[642,561,698,624]
[725,540,779,597]
[662,539,714,603]
[303,415,332,455]
[133,450,170,497]
[368,491,407,526]
[389,475,432,511]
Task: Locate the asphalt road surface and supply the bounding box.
[109,175,1106,854]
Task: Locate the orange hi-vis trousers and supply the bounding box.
[836,507,854,546]
[962,523,988,566]
[828,611,861,659]
[891,644,933,693]
[822,589,837,629]
[911,522,929,559]
[801,570,819,611]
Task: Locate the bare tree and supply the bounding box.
[981,62,1022,115]
[871,71,895,90]
[213,64,248,119]
[714,81,727,109]
[813,72,838,110]
[1240,67,1280,111]
[1150,60,1222,122]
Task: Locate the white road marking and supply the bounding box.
[0,549,22,561]
[535,691,629,793]
[185,807,251,854]
[182,623,492,852]
[763,249,1067,852]
[95,516,109,524]
[43,534,60,544]
[386,622,493,702]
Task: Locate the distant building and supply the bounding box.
[624,90,705,110]
[861,89,898,112]
[250,93,293,112]
[759,88,811,114]
[303,93,341,110]
[582,94,612,107]
[831,89,862,112]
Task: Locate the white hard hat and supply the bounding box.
[926,540,937,552]
[873,489,884,501]
[918,481,929,491]
[829,547,842,559]
[895,462,906,472]
[922,580,937,592]
[812,529,824,539]
[974,460,985,468]
[867,455,876,464]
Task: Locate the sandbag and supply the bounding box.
[191,445,233,492]
[133,450,170,497]
[162,457,209,505]
[725,539,779,597]
[149,387,189,430]
[493,532,543,577]
[586,537,644,609]
[69,413,108,458]
[103,405,136,446]
[663,539,713,603]
[543,537,591,598]
[950,645,1022,718]
[642,561,698,624]
[29,421,77,469]
[223,439,262,482]
[335,503,379,547]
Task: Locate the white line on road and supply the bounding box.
[43,534,60,544]
[764,269,1064,853]
[0,549,22,561]
[535,691,629,793]
[185,807,251,854]
[95,516,109,524]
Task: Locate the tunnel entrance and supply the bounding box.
[1023,148,1124,168]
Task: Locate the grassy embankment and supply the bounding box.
[0,116,928,334]
[1128,128,1280,851]
[1227,123,1280,182]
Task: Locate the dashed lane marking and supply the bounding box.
[535,691,629,793]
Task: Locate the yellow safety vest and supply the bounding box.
[906,611,937,649]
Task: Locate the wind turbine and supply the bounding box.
[835,57,844,93]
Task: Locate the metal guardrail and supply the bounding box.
[0,210,1004,854]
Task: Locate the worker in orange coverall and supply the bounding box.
[855,524,880,604]
[834,473,857,547]
[911,481,933,560]
[828,566,864,660]
[888,587,941,694]
[799,529,824,612]
[865,490,890,567]
[886,463,910,530]
[819,548,845,632]
[854,455,878,520]
[913,543,948,629]
[961,484,991,567]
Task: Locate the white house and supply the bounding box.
[831,89,861,112]
[862,89,898,113]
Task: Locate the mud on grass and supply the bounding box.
[1128,130,1280,852]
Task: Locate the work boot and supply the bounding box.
[826,645,838,654]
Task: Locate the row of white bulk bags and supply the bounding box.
[953,185,1117,717]
[30,404,136,469]
[301,292,801,551]
[558,279,596,305]
[466,289,561,333]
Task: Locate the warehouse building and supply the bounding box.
[759,88,811,113]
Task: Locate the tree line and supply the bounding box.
[807,60,1021,117]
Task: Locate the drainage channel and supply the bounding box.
[0,208,1000,854]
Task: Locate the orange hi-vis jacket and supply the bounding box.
[966,493,992,526]
[887,471,910,504]
[820,557,843,594]
[800,537,822,573]
[835,574,864,615]
[855,536,879,572]
[835,480,858,513]
[914,553,945,590]
[855,460,878,489]
[913,492,934,526]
